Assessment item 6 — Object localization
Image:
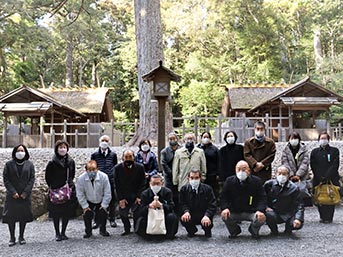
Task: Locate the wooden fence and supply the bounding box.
[1,115,342,148]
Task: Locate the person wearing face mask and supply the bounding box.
[179,169,216,237]
[221,160,267,239]
[114,150,146,235]
[197,132,220,199]
[135,139,158,186]
[219,131,244,182]
[76,160,112,238]
[45,140,76,241]
[160,132,181,210]
[136,174,178,239]
[173,133,207,192]
[91,135,118,228]
[310,131,340,223]
[2,144,35,247]
[244,121,276,183]
[264,166,304,235]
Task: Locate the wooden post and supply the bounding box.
[110,119,114,145]
[218,114,222,144]
[75,129,79,148]
[157,97,167,170]
[194,114,198,143]
[326,109,330,133]
[2,113,7,148]
[51,129,55,148]
[265,113,270,137]
[182,123,186,140]
[87,119,90,148]
[63,119,67,141]
[242,115,246,143]
[288,106,293,130]
[339,123,342,140]
[277,123,281,142]
[279,105,282,127]
[39,116,44,148]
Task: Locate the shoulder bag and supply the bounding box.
[49,168,72,204]
[313,180,340,205]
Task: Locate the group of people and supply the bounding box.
[2,121,341,246]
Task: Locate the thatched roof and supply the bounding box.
[40,87,109,114]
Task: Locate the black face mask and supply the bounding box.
[124,160,134,167]
[185,141,194,153]
[169,141,178,147]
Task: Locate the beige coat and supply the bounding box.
[172,146,207,191]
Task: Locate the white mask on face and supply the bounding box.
[202,138,210,145]
[141,144,150,152]
[150,185,162,195]
[189,179,200,189]
[15,151,26,160]
[255,130,265,138]
[236,171,248,181]
[289,139,299,147]
[99,141,109,149]
[276,175,288,185]
[58,148,67,156]
[226,136,235,145]
[319,139,329,147]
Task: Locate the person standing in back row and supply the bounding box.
[91,135,118,228]
[244,121,276,183]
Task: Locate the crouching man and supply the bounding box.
[264,166,304,235]
[135,174,178,239]
[221,160,267,239]
[179,168,216,238]
[76,160,112,238]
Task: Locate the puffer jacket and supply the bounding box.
[281,142,309,180]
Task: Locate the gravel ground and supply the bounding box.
[1,206,343,257]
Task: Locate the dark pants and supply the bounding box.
[266,210,303,233]
[164,174,180,214]
[318,205,335,222]
[84,202,108,235]
[108,183,117,221]
[119,199,139,232]
[136,212,179,239]
[180,213,213,235]
[205,175,219,200]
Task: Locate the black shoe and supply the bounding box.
[187,232,196,238]
[55,235,62,241]
[100,231,110,237]
[248,225,260,239]
[121,230,131,236]
[204,230,212,238]
[92,223,99,229]
[270,230,279,236]
[110,221,118,228]
[19,237,26,245]
[229,226,242,239]
[83,233,92,239]
[61,234,69,240]
[9,239,16,247]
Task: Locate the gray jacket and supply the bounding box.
[281,142,309,180]
[160,145,181,178]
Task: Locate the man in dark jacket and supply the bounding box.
[221,160,266,239]
[91,135,118,227]
[179,169,216,238]
[244,121,276,183]
[264,166,304,235]
[136,174,178,239]
[114,150,146,235]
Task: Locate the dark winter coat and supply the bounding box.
[45,154,76,217]
[91,148,118,182]
[179,183,217,219]
[219,143,244,181]
[2,160,35,223]
[198,143,220,177]
[220,175,267,213]
[264,179,304,222]
[114,162,146,201]
[310,145,340,187]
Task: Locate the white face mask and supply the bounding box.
[58,148,67,156]
[236,171,248,181]
[141,144,150,152]
[15,151,26,160]
[99,141,109,149]
[189,179,200,189]
[276,175,288,185]
[289,139,299,147]
[226,136,235,145]
[202,138,210,145]
[150,185,162,195]
[319,139,329,147]
[255,130,265,138]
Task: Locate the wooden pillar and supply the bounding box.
[2,113,7,148]
[39,116,44,148]
[75,129,79,148]
[288,106,293,131]
[157,97,167,170]
[110,119,114,146]
[86,119,90,148]
[63,119,67,141]
[326,109,330,133]
[279,105,282,127]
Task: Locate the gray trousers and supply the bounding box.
[223,212,264,236]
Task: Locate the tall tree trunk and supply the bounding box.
[65,34,73,87]
[313,29,323,72]
[91,60,96,87]
[129,0,170,146]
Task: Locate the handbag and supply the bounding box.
[49,168,72,204]
[146,208,166,235]
[313,180,340,206]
